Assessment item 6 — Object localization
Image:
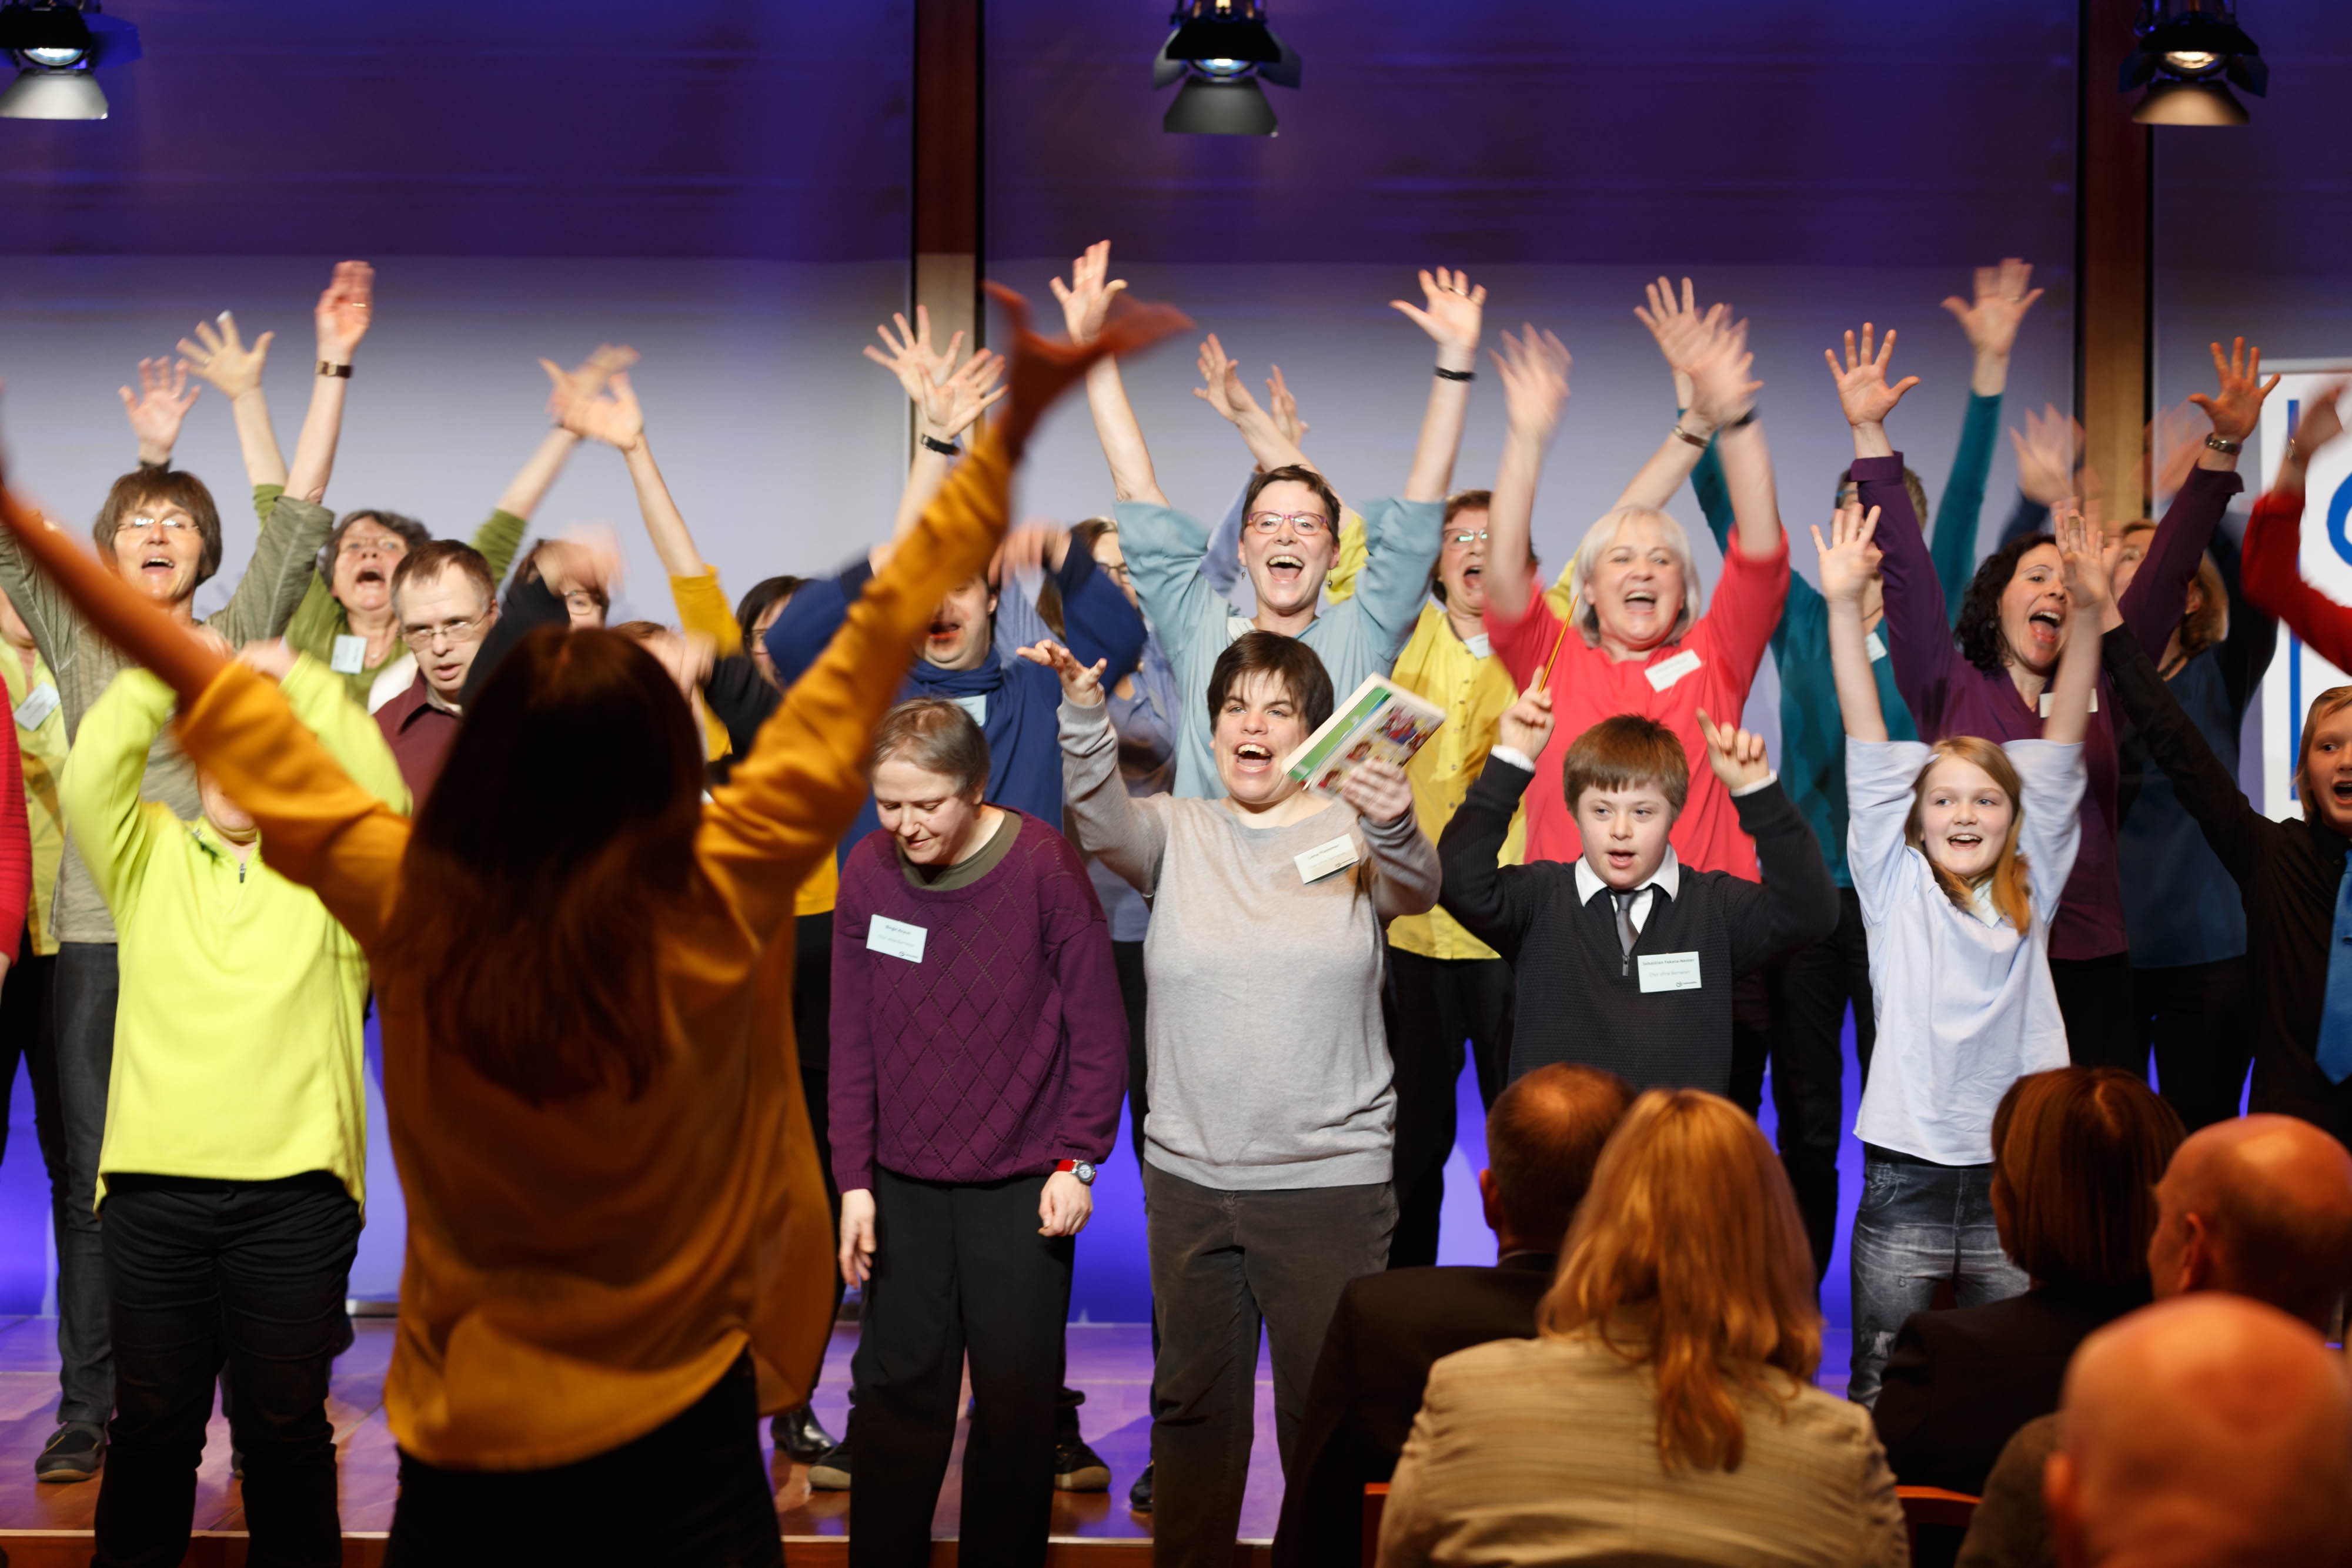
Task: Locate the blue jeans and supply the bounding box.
[1847,1153,2026,1407]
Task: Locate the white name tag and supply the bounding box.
[1464,633,1492,660]
[1295,834,1361,884]
[948,694,987,727]
[1644,648,1703,693]
[1865,628,1889,663]
[12,683,59,730]
[330,634,368,675]
[867,914,928,964]
[1638,951,1703,992]
[2036,688,2099,718]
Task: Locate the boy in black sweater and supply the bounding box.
[1439,691,1838,1091]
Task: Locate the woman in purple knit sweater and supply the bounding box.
[828,698,1127,1568]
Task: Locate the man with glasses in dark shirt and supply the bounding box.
[376,540,500,807]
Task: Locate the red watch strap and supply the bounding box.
[1055,1160,1077,1173]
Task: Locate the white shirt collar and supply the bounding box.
[1575,847,1681,910]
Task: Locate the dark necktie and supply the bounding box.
[1612,888,1640,957]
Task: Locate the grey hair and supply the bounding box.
[867,697,991,796]
[1570,506,1699,648]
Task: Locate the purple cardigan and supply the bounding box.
[829,810,1128,1192]
[1866,454,2243,962]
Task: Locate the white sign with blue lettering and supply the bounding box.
[2258,366,2352,823]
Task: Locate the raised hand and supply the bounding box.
[1634,275,1730,406]
[983,281,1190,454]
[1809,502,1883,606]
[1491,325,1572,445]
[542,343,639,426]
[2008,403,2083,508]
[864,306,963,406]
[560,368,646,452]
[1192,333,1267,428]
[994,520,1071,579]
[1824,324,1919,429]
[1389,268,1486,360]
[233,636,297,681]
[2055,504,2117,613]
[921,346,1006,442]
[1686,316,1763,430]
[1266,363,1309,449]
[1339,757,1414,825]
[1047,240,1128,347]
[1696,707,1772,793]
[1942,258,2044,364]
[2188,336,2280,444]
[1496,682,1556,759]
[177,313,273,400]
[2292,379,2348,459]
[1016,637,1107,706]
[315,260,375,366]
[118,357,199,463]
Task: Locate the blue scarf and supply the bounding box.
[2319,864,2352,1084]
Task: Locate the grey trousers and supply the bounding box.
[54,942,118,1430]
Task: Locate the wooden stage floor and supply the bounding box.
[0,1314,1282,1566]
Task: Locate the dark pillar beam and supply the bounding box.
[913,0,984,392]
[2077,0,2153,521]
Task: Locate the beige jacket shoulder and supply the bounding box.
[1378,1332,1909,1568]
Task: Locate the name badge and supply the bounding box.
[1637,951,1703,992]
[1295,834,1361,884]
[948,694,987,727]
[330,634,368,675]
[1644,648,1703,693]
[867,914,927,964]
[2035,688,2099,718]
[12,683,59,730]
[1464,633,1492,660]
[1865,628,1889,663]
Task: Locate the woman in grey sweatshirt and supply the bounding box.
[1040,628,1439,1568]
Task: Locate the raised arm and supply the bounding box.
[1618,277,1728,511]
[2240,385,2351,665]
[866,307,1007,539]
[179,312,285,489]
[1192,334,1321,480]
[2047,508,2110,746]
[1691,317,1778,561]
[2114,339,2269,653]
[1943,258,2042,400]
[1480,326,1572,621]
[562,367,710,577]
[1818,503,1890,742]
[492,343,637,550]
[1040,643,1167,893]
[2000,403,2080,547]
[283,260,374,504]
[1391,268,1484,502]
[1054,240,1168,507]
[1702,708,1840,967]
[2102,622,2264,887]
[118,357,200,473]
[1435,687,1551,954]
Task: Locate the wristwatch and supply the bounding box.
[2204,432,2243,455]
[1055,1159,1097,1187]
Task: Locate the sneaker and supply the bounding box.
[1053,1431,1111,1492]
[1128,1460,1154,1513]
[36,1423,103,1483]
[770,1405,838,1466]
[807,1438,852,1490]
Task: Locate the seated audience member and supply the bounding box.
[1873,1068,2184,1497]
[1048,630,1438,1568]
[1821,503,2106,1405]
[1439,697,1837,1093]
[2046,1296,2352,1568]
[1065,240,1464,801]
[831,698,1125,1567]
[1274,1064,1634,1568]
[1377,1089,1906,1568]
[376,540,500,807]
[60,639,406,1567]
[1957,1111,2352,1568]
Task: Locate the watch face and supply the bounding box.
[1073,1162,1097,1186]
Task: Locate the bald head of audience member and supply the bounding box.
[1478,1065,1635,1258]
[2145,1112,2352,1330]
[2047,1295,2352,1568]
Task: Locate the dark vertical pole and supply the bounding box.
[2077,0,2154,521]
[913,0,984,449]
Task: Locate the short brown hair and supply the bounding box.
[1993,1067,2185,1291]
[1241,463,1341,533]
[1206,630,1334,732]
[869,697,991,796]
[93,469,223,586]
[392,539,497,617]
[1444,489,1494,526]
[1560,714,1689,815]
[1486,1064,1633,1251]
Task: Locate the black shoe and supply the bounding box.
[232,1447,246,1480]
[807,1438,851,1491]
[35,1424,103,1484]
[1054,1431,1111,1492]
[770,1405,838,1466]
[1128,1460,1154,1513]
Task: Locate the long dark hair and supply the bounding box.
[1956,532,2056,674]
[375,626,706,1105]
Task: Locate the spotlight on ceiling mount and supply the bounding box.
[1154,0,1299,136]
[2120,0,2264,126]
[0,0,138,121]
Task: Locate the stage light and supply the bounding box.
[1154,0,1299,136]
[2120,0,2264,126]
[0,1,139,121]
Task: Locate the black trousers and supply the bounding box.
[1384,948,1515,1270]
[52,941,119,1429]
[792,910,844,1399]
[387,1352,781,1568]
[0,943,67,1292]
[2052,952,2139,1074]
[846,1167,1073,1568]
[1760,887,1875,1281]
[1720,969,1780,1116]
[96,1172,360,1568]
[1114,938,1163,1383]
[2130,956,2253,1131]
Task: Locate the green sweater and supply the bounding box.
[268,483,529,707]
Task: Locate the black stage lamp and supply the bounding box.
[0,0,138,120]
[2120,0,2265,126]
[1154,0,1299,136]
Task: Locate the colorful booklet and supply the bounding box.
[1282,674,1449,797]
